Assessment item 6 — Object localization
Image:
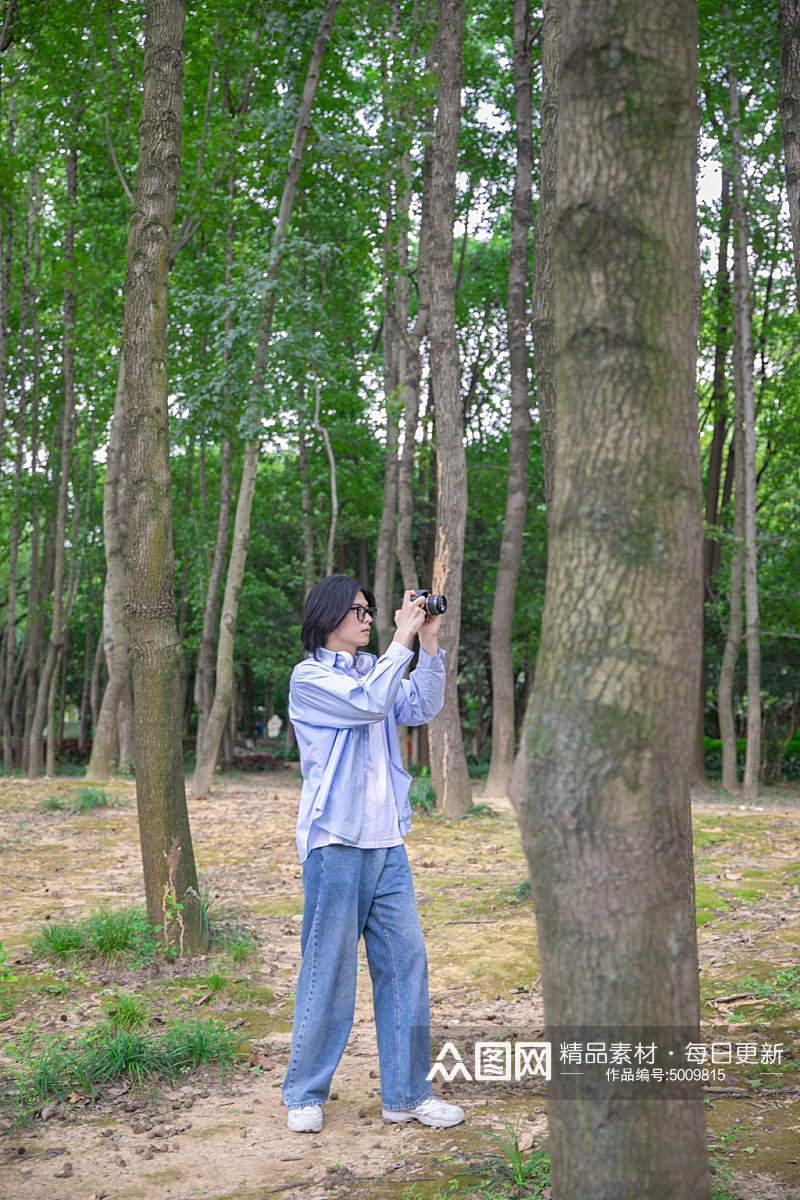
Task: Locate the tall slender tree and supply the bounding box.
[191,0,340,800]
[427,0,471,816]
[728,62,761,801]
[484,0,533,798]
[122,0,202,952]
[516,0,710,1194]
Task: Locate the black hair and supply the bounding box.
[301,574,376,657]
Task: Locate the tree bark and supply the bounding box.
[122,0,202,952]
[373,124,401,650]
[516,2,710,1195]
[530,0,559,520]
[484,0,533,799]
[397,136,433,591]
[193,435,232,754]
[86,365,131,780]
[194,179,235,754]
[729,66,760,802]
[702,168,732,596]
[191,0,339,799]
[2,146,26,773]
[427,0,471,817]
[718,422,744,792]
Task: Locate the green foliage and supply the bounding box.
[38,796,67,812]
[0,942,19,1017]
[409,767,437,816]
[101,991,149,1030]
[451,1123,550,1199]
[71,787,116,813]
[464,802,498,819]
[5,1017,242,1121]
[739,966,800,1018]
[32,906,158,966]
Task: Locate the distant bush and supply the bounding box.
[704,734,800,783]
[57,739,91,765]
[225,752,282,773]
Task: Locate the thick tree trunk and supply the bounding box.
[122,0,202,953]
[427,0,471,817]
[530,0,559,520]
[484,0,533,799]
[516,3,710,1196]
[191,0,339,798]
[729,67,760,801]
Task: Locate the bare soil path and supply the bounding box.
[1,771,799,1200]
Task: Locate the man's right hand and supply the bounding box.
[393,591,427,648]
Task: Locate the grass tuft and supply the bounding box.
[5,1017,243,1122]
[72,787,114,813]
[32,906,158,965]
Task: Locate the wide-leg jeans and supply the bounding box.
[281,843,433,1111]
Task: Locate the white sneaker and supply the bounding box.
[287,1104,323,1132]
[383,1096,464,1128]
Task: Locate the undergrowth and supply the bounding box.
[3,1016,243,1123]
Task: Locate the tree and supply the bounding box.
[191,0,340,800]
[484,0,533,798]
[530,0,559,519]
[122,0,202,953]
[515,0,710,1194]
[427,0,471,816]
[780,0,800,310]
[728,61,761,801]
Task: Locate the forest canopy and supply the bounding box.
[0,0,797,795]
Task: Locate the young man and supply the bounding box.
[282,574,464,1133]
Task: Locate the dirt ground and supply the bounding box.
[1,769,799,1200]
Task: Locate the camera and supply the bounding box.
[411,589,447,617]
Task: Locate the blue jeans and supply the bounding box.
[282,843,433,1111]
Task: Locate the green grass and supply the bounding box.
[450,1123,550,1198]
[32,906,158,965]
[72,787,115,813]
[409,768,437,816]
[465,802,499,819]
[738,965,800,1019]
[38,796,67,812]
[102,991,149,1030]
[5,1016,243,1122]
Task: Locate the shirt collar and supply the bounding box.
[314,646,371,674]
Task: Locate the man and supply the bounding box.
[282,574,465,1133]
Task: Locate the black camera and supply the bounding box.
[411,589,447,617]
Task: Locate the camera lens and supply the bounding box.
[424,593,447,616]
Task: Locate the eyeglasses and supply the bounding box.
[349,605,377,622]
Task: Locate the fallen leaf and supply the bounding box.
[247,1050,275,1070]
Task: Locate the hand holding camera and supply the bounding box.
[393,589,446,652]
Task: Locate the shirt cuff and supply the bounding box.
[417,646,446,667]
[386,640,415,664]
